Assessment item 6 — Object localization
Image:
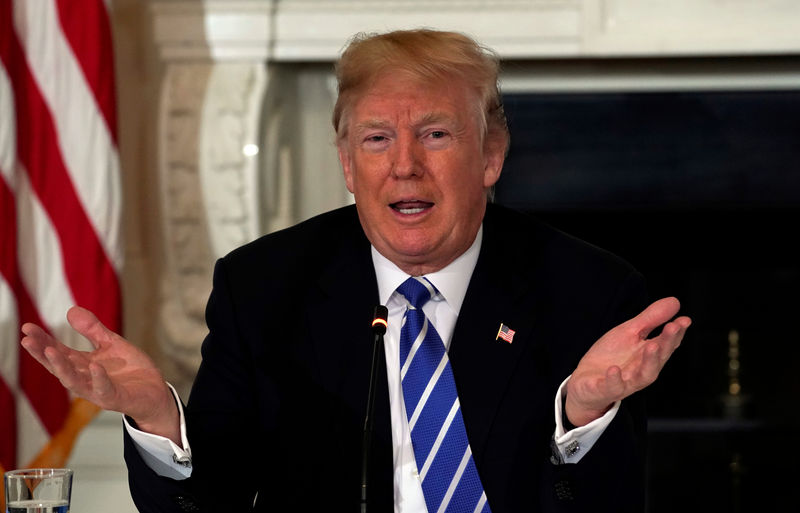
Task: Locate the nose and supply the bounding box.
[391,135,423,179]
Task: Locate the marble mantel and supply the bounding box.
[147,0,800,395]
[152,0,800,61]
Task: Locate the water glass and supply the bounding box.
[4,468,72,513]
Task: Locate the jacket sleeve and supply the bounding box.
[125,258,263,513]
[541,269,648,513]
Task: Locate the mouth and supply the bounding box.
[390,200,434,215]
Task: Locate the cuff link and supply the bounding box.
[172,454,192,467]
[565,440,581,458]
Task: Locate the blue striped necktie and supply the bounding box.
[397,277,491,513]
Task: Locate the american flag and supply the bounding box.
[0,0,122,505]
[496,323,515,344]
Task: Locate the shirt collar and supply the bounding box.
[372,225,483,314]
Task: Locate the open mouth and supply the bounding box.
[390,200,434,215]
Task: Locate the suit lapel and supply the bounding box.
[310,221,378,412]
[448,205,545,464]
[306,212,394,507]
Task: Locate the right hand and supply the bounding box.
[20,306,181,444]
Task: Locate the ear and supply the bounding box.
[482,134,506,188]
[338,143,355,193]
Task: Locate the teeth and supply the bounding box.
[398,207,425,214]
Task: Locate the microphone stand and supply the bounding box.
[361,305,388,513]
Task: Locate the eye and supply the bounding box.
[362,133,391,151]
[422,129,451,149]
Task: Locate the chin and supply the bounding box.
[392,234,438,255]
[379,239,432,263]
[392,246,433,263]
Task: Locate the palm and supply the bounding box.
[565,297,691,426]
[21,306,176,436]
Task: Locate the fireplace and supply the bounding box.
[496,86,800,511]
[145,2,800,509]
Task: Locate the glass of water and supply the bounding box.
[4,468,72,513]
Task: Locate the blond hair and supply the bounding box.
[332,29,509,150]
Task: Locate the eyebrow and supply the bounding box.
[354,119,393,132]
[354,112,457,132]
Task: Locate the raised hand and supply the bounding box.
[20,306,180,443]
[565,297,691,427]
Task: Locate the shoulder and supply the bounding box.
[483,203,637,282]
[210,204,369,300]
[222,204,365,269]
[481,203,646,332]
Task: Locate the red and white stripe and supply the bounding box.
[0,0,122,475]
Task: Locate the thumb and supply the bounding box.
[66,306,116,349]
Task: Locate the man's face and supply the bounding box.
[337,73,505,276]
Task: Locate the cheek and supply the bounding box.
[351,156,389,195]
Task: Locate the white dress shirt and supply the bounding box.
[126,225,620,512]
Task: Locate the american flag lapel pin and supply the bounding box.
[496,323,515,343]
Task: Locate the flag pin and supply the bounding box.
[496,323,515,343]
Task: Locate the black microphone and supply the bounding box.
[361,305,388,513]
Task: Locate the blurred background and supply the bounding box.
[1,1,798,511]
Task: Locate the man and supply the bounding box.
[21,30,690,512]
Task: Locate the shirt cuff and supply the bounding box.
[123,382,193,479]
[551,375,619,464]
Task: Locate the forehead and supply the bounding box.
[348,73,479,125]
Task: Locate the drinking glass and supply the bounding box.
[4,468,72,513]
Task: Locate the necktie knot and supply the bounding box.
[397,277,438,310]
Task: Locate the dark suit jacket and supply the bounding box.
[124,203,648,513]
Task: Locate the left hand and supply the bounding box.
[565,297,691,426]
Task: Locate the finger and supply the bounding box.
[42,345,91,397]
[22,322,80,360]
[631,342,662,389]
[21,322,57,351]
[88,363,117,404]
[672,315,692,330]
[626,297,682,340]
[67,306,119,349]
[21,321,48,340]
[20,323,65,372]
[650,316,692,361]
[20,336,58,375]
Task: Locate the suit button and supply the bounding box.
[555,480,574,501]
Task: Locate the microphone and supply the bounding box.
[371,307,388,336]
[361,305,388,513]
